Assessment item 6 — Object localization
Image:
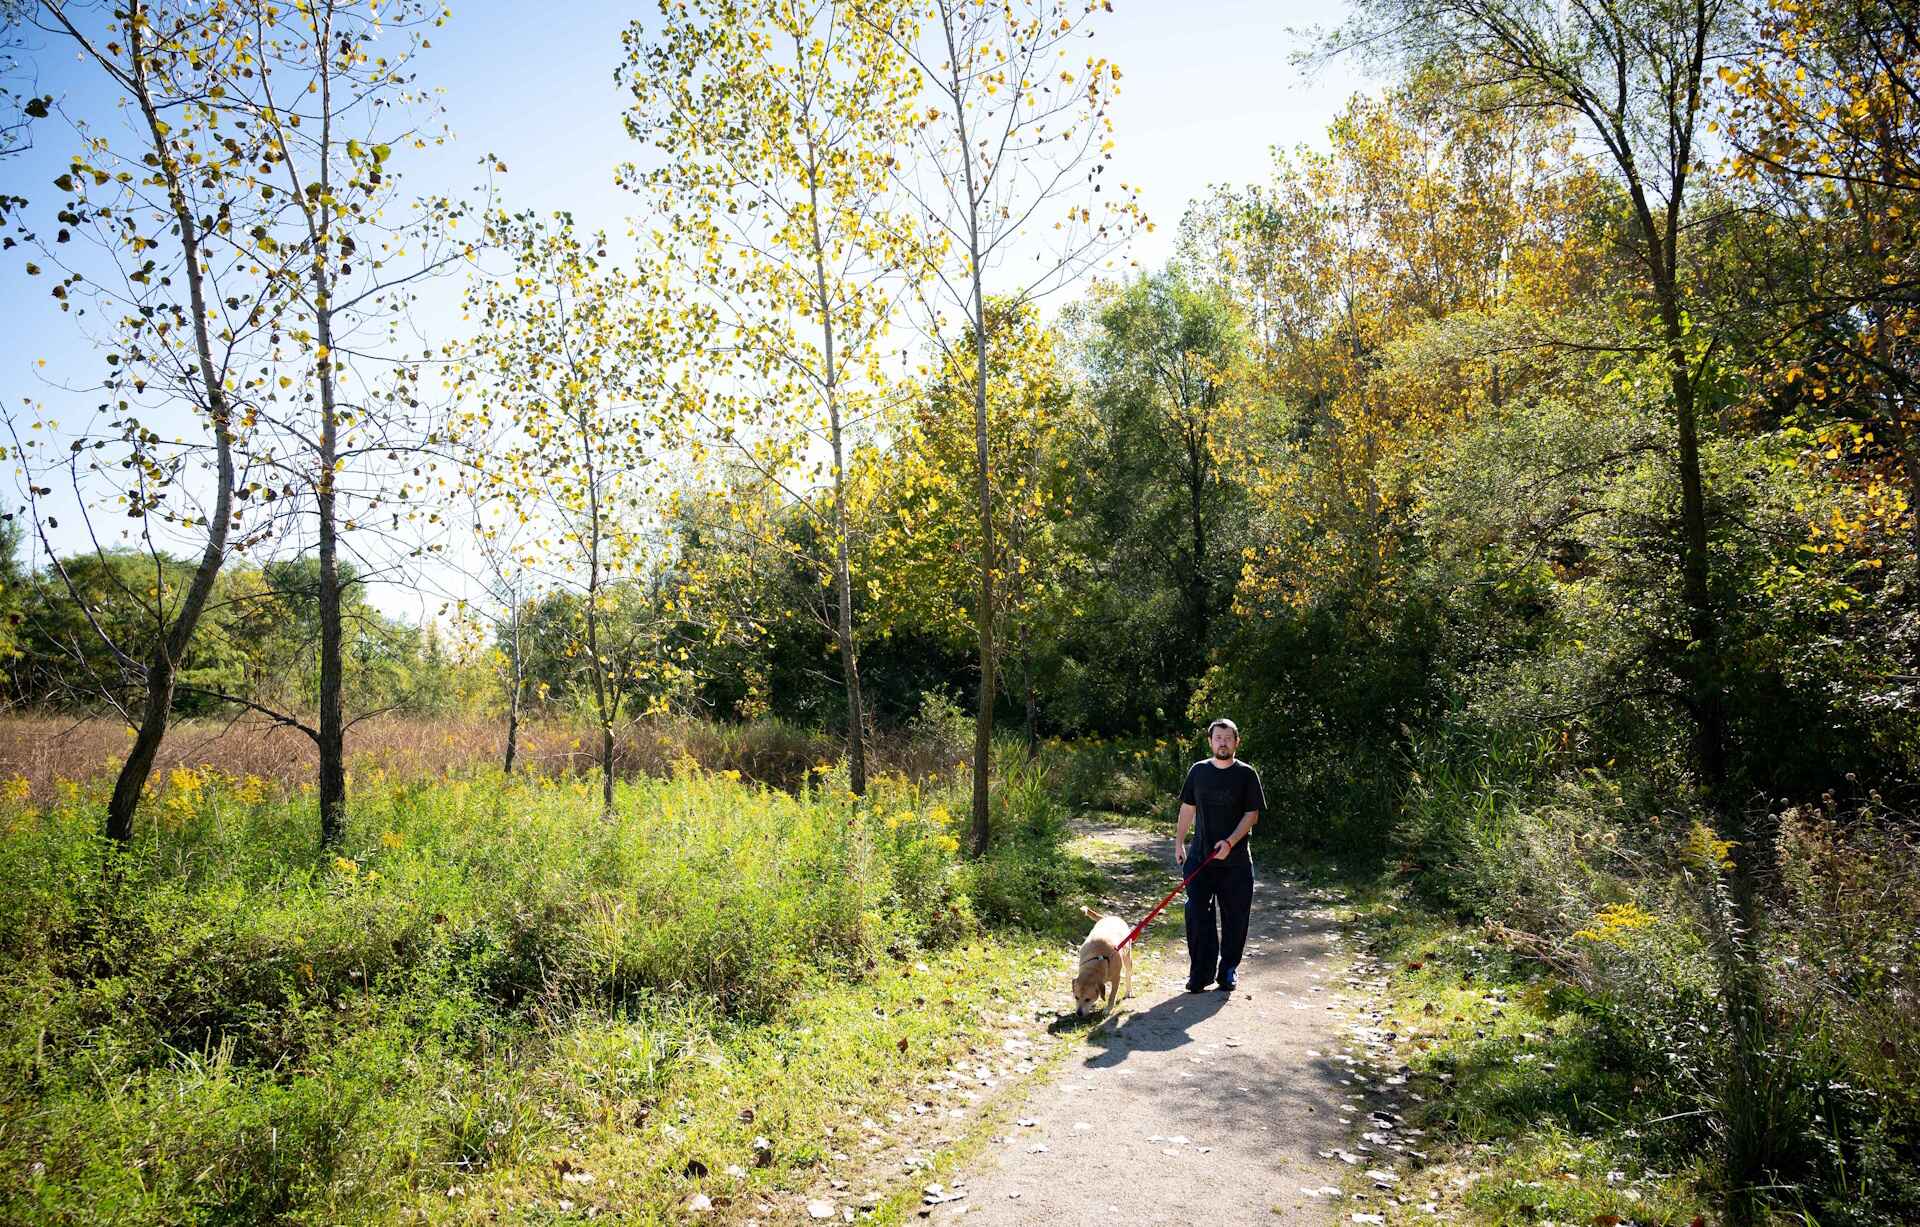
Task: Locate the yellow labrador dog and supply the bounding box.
[1072,905,1133,1017]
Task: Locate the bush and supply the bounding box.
[958,747,1101,930]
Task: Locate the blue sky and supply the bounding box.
[3,0,1374,378]
[0,0,1372,611]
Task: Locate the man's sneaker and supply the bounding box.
[1217,971,1238,991]
[1185,979,1210,993]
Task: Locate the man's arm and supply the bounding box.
[1214,809,1258,860]
[1174,801,1197,864]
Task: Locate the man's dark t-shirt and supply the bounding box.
[1180,758,1267,868]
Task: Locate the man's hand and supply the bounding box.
[1173,840,1186,867]
[1212,838,1232,863]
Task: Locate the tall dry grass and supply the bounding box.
[0,712,962,806]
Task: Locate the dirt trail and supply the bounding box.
[918,821,1361,1227]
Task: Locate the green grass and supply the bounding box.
[0,752,1103,1225]
[1322,870,1723,1226]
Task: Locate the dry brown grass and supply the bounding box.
[0,711,955,804]
[0,713,511,803]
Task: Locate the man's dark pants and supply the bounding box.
[1184,852,1253,987]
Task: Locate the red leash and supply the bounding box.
[1115,845,1221,952]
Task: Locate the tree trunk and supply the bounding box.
[970,296,995,857]
[107,683,172,843]
[103,1,237,842]
[310,2,347,851]
[602,721,616,817]
[503,600,521,775]
[504,692,520,775]
[316,342,347,849]
[1023,647,1038,761]
[832,541,868,795]
[1189,445,1209,649]
[577,389,617,822]
[942,18,996,857]
[1658,293,1730,802]
[808,158,868,798]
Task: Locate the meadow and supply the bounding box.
[0,719,1103,1225]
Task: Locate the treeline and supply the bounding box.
[1,0,1914,826]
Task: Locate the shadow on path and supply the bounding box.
[1080,989,1229,1063]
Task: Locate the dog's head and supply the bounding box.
[1071,954,1109,1015]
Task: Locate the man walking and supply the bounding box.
[1174,718,1265,992]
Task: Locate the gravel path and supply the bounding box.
[919,821,1357,1227]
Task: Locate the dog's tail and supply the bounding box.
[1081,904,1106,921]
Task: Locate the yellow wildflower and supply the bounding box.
[1573,902,1659,944]
[1681,821,1737,872]
[163,766,204,824]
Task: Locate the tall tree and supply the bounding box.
[1333,5,1765,1216]
[464,211,695,817]
[6,0,291,843]
[1337,0,1734,801]
[862,299,1085,750]
[1079,271,1245,689]
[620,0,924,796]
[219,0,479,846]
[879,0,1141,852]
